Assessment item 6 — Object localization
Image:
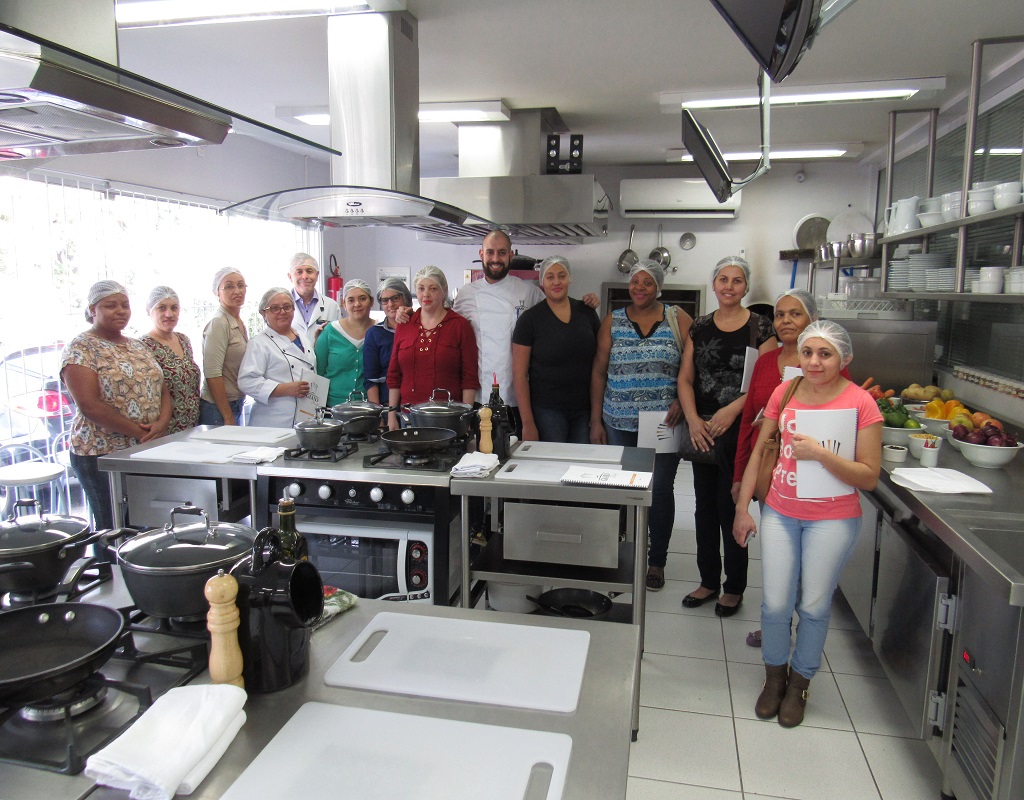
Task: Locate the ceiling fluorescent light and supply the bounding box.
[276,106,331,126]
[660,78,946,112]
[974,147,1024,155]
[669,145,857,162]
[115,1,405,27]
[418,101,511,123]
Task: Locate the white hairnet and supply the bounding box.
[343,279,373,300]
[289,252,318,271]
[414,265,449,299]
[212,267,244,294]
[377,277,412,307]
[775,288,818,320]
[538,255,571,283]
[146,285,179,313]
[85,280,128,322]
[712,255,751,296]
[798,319,853,365]
[629,259,665,297]
[258,286,292,313]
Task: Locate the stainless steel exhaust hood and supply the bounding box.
[0,22,231,160]
[221,11,607,244]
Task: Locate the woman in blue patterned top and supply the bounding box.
[590,260,692,591]
[678,256,777,617]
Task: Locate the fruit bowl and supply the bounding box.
[957,440,1023,469]
[881,426,912,446]
[944,429,963,451]
[909,432,941,458]
[918,416,949,436]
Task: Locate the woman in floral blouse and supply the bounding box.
[61,281,170,529]
[141,286,201,433]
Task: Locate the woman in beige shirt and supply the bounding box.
[199,268,249,426]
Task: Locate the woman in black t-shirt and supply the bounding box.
[512,256,600,443]
[678,256,777,617]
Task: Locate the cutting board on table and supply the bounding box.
[189,426,296,446]
[219,702,572,800]
[514,441,623,463]
[495,459,620,484]
[128,441,252,464]
[324,611,589,712]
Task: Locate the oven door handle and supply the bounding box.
[394,538,410,597]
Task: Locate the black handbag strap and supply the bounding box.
[748,313,759,350]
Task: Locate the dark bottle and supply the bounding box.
[277,496,308,563]
[487,379,511,461]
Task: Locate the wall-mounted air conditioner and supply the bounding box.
[619,178,740,219]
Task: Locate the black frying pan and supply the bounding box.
[381,427,457,456]
[0,602,125,707]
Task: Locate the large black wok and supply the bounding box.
[0,602,125,707]
[381,427,457,456]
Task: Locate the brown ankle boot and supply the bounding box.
[755,664,789,719]
[778,671,811,727]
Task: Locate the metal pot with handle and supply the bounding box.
[106,504,257,619]
[400,389,475,437]
[294,412,347,451]
[0,499,104,594]
[327,390,388,436]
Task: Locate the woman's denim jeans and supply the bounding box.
[199,398,244,426]
[604,425,679,568]
[759,506,860,679]
[70,452,114,531]
[533,407,590,444]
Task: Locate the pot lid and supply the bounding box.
[409,389,473,414]
[117,520,256,572]
[295,417,345,432]
[0,512,90,555]
[330,391,384,415]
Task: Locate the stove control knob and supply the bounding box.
[401,488,415,505]
[370,486,384,503]
[410,569,427,588]
[347,487,358,498]
[287,482,304,498]
[318,484,334,500]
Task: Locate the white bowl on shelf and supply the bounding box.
[968,198,996,216]
[919,416,949,436]
[881,426,912,446]
[978,279,1003,294]
[919,196,943,213]
[971,180,1001,190]
[958,440,1024,469]
[908,432,941,458]
[994,192,1022,210]
[917,210,945,227]
[993,181,1022,194]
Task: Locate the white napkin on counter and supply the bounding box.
[451,452,500,477]
[85,684,247,800]
[229,446,286,464]
[891,467,992,494]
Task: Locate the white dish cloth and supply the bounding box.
[891,467,992,494]
[85,684,247,800]
[230,446,287,464]
[451,452,500,476]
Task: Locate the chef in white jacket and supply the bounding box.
[288,252,340,342]
[238,287,317,428]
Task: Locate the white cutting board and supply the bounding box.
[128,441,252,463]
[324,612,589,712]
[495,459,620,484]
[514,441,623,463]
[189,426,296,446]
[220,703,572,800]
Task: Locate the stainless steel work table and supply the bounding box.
[875,444,1024,606]
[86,598,641,800]
[450,445,654,739]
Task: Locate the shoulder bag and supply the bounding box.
[754,376,802,502]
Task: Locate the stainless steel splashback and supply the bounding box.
[826,319,938,390]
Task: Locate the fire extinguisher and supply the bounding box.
[326,254,343,301]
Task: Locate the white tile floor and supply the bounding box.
[625,463,945,800]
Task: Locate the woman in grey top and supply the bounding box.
[199,267,249,426]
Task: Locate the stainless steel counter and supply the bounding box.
[876,444,1024,606]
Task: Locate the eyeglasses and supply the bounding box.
[264,304,295,314]
[380,295,404,306]
[221,282,246,292]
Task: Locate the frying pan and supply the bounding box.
[616,225,639,274]
[381,427,457,456]
[533,588,613,620]
[0,602,126,707]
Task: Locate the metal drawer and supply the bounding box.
[503,502,619,569]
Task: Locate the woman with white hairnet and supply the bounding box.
[199,267,249,426]
[61,281,171,529]
[315,279,375,406]
[590,259,692,592]
[733,320,882,728]
[386,266,479,429]
[512,256,600,443]
[363,278,413,405]
[141,286,201,433]
[678,256,777,616]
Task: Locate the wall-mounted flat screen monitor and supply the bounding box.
[681,110,733,203]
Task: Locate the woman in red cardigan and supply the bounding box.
[387,265,479,429]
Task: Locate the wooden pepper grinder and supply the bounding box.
[478,406,493,454]
[205,569,245,688]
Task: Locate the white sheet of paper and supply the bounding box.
[782,366,804,381]
[794,408,858,498]
[739,346,759,393]
[296,369,330,421]
[638,411,682,454]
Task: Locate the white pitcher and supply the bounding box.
[884,196,921,235]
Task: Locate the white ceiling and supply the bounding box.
[116,0,1024,178]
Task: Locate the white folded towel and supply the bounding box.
[230,446,286,464]
[451,452,500,476]
[85,684,247,800]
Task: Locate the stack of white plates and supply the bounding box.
[965,267,982,289]
[906,253,950,269]
[888,259,912,290]
[926,269,956,291]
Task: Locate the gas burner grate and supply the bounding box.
[362,449,464,472]
[283,442,358,462]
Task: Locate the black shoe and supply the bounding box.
[714,594,743,617]
[681,588,719,608]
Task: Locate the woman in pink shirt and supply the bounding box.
[732,320,882,729]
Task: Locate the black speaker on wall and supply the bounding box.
[545,134,561,174]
